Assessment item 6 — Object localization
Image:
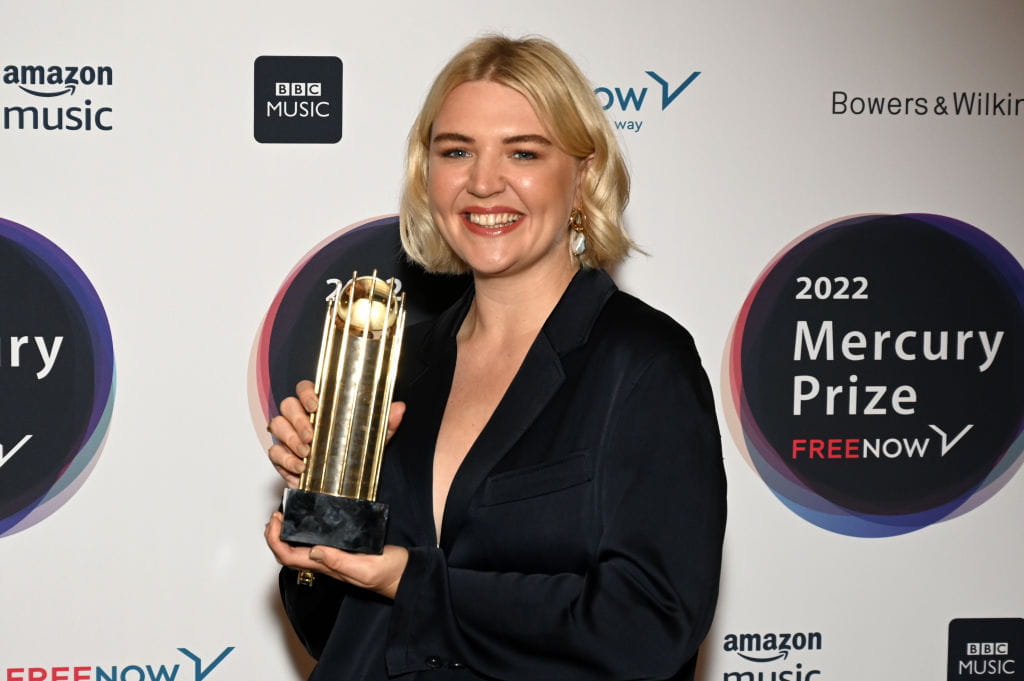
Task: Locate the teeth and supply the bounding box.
[466,212,521,227]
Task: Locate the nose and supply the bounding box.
[467,155,504,197]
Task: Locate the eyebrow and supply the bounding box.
[431,132,553,146]
[504,134,552,146]
[432,132,473,144]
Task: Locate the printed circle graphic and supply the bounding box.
[253,216,467,424]
[726,214,1024,537]
[0,217,115,537]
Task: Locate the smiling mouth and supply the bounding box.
[464,212,523,228]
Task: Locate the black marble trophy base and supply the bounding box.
[280,488,389,554]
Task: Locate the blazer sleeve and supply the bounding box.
[384,344,727,680]
[279,566,350,659]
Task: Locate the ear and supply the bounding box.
[573,154,594,207]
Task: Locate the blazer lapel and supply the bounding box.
[438,269,617,551]
[439,332,565,550]
[393,354,454,545]
[391,289,466,545]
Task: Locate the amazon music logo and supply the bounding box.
[722,631,823,680]
[2,63,114,132]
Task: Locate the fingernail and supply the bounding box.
[304,398,318,412]
[300,444,311,458]
[302,429,314,443]
[309,548,324,562]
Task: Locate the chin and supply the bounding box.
[457,246,518,276]
[465,260,516,278]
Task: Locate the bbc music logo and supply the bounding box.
[254,56,342,143]
[275,82,322,97]
[949,618,1022,680]
[966,643,1010,656]
[269,81,329,118]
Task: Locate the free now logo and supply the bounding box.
[592,70,700,133]
[3,647,234,681]
[791,424,974,461]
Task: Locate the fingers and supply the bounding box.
[268,443,303,488]
[267,389,402,488]
[264,512,313,569]
[386,401,406,444]
[266,382,319,486]
[307,544,409,599]
[268,410,310,454]
[264,512,407,599]
[279,396,314,444]
[296,380,318,413]
[267,408,309,487]
[265,512,329,577]
[265,511,346,578]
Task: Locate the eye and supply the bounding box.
[439,147,470,158]
[512,150,538,160]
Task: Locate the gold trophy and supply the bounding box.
[280,272,406,584]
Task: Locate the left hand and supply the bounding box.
[265,511,408,599]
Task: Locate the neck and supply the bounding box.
[461,259,580,343]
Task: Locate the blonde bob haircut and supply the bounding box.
[400,35,633,274]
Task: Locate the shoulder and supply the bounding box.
[402,280,471,356]
[589,290,702,370]
[402,316,434,350]
[597,294,722,443]
[394,317,442,395]
[574,289,716,417]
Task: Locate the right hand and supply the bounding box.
[266,380,406,488]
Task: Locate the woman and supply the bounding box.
[266,35,726,681]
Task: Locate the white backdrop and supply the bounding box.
[2,2,1021,679]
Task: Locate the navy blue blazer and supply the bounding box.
[281,268,726,681]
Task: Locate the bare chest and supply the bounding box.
[431,345,528,538]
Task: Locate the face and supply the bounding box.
[427,80,587,281]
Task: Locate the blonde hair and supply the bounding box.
[400,35,633,274]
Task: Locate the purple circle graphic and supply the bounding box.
[0,217,115,536]
[726,214,1024,537]
[253,216,467,425]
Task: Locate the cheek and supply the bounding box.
[426,175,458,238]
[534,166,580,213]
[426,167,460,209]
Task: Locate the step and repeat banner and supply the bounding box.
[2,2,1021,679]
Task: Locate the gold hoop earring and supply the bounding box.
[568,208,588,256]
